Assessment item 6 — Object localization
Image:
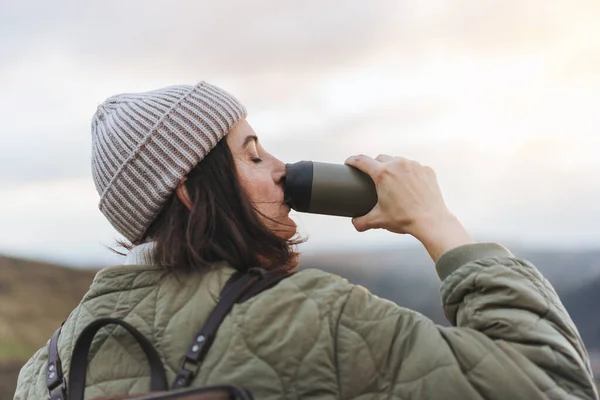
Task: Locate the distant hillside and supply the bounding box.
[301,245,600,292]
[561,276,600,354]
[0,256,97,358]
[0,256,97,398]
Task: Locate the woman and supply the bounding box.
[15,82,597,399]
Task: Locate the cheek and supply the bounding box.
[238,166,276,204]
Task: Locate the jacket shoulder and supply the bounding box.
[293,267,353,287]
[286,268,356,304]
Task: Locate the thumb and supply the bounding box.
[351,205,382,232]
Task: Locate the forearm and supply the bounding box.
[438,243,597,398]
[412,213,475,263]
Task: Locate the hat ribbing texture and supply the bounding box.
[91,81,247,243]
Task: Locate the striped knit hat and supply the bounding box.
[91,81,247,243]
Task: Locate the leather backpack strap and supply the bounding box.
[238,269,292,304]
[47,323,67,400]
[68,318,168,400]
[44,267,293,396]
[172,268,292,389]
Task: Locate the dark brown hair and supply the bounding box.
[118,138,302,274]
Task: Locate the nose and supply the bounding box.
[273,158,287,185]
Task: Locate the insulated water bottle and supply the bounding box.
[284,161,378,217]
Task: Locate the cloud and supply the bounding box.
[3,0,599,77]
[0,178,123,266]
[1,0,600,264]
[0,0,402,75]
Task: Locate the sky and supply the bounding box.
[1,0,599,267]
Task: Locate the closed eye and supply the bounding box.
[251,157,263,164]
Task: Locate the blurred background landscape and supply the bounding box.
[1,0,599,398]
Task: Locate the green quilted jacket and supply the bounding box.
[14,243,598,399]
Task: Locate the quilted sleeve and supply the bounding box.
[13,345,50,400]
[334,243,598,400]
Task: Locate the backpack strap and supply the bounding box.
[46,267,293,396]
[172,267,292,389]
[68,318,169,400]
[238,268,293,304]
[47,319,169,400]
[47,323,66,400]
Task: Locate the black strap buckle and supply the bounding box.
[171,268,290,390]
[173,362,197,389]
[47,324,66,399]
[47,378,66,400]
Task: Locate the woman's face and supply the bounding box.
[226,119,297,240]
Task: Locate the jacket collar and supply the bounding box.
[124,242,156,265]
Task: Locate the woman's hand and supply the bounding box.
[345,154,475,262]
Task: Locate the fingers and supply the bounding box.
[345,153,442,237]
[351,205,383,232]
[344,154,382,178]
[375,154,394,162]
[351,215,373,232]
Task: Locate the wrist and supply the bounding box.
[412,213,475,262]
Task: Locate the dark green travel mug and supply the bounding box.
[284,161,378,217]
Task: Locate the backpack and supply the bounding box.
[46,267,292,400]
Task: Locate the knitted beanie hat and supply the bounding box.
[91,81,247,243]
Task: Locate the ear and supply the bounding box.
[176,177,193,212]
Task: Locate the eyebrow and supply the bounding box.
[242,135,258,149]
